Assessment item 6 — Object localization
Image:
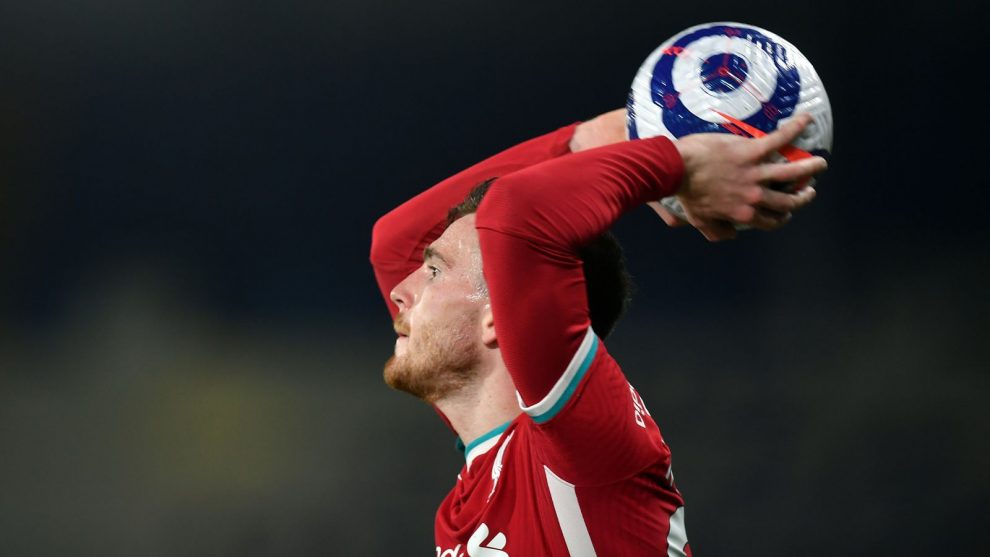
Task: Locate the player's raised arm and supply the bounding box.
[475,137,684,406]
[474,117,825,482]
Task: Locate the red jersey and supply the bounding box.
[371,125,691,556]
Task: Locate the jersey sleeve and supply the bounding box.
[369,124,578,318]
[474,137,684,485]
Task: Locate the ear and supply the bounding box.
[480,303,497,347]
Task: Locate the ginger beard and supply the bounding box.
[384,304,483,404]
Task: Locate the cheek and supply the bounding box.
[413,301,477,345]
[410,282,482,334]
[410,290,451,327]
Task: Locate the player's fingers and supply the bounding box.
[791,185,817,210]
[746,208,792,231]
[753,187,802,214]
[648,201,687,227]
[746,186,816,230]
[755,113,813,157]
[760,156,827,185]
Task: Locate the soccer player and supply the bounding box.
[370,110,824,556]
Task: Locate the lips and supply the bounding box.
[394,333,409,356]
[393,314,411,337]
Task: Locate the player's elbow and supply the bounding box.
[370,213,400,266]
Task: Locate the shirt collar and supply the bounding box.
[458,420,512,471]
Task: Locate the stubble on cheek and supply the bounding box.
[383,312,480,404]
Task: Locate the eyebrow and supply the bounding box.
[423,246,450,266]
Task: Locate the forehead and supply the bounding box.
[431,214,480,262]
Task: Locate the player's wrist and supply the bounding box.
[670,135,705,196]
[569,109,627,153]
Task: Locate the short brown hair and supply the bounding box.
[448,178,633,338]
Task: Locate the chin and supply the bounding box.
[383,354,404,388]
[382,348,478,405]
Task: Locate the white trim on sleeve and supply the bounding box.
[517,327,598,424]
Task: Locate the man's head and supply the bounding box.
[384,213,492,403]
[384,179,632,403]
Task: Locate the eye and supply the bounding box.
[427,265,440,279]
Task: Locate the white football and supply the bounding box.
[627,22,833,220]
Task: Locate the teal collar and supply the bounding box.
[457,420,512,462]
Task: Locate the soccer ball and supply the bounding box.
[627,22,833,221]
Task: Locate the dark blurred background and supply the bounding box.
[0,1,986,555]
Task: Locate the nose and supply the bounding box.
[390,271,415,310]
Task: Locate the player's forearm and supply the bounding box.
[475,136,684,252]
[567,108,627,153]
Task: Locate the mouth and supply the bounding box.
[394,333,409,356]
[393,314,410,341]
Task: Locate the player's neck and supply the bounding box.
[434,355,520,450]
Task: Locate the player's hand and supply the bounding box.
[569,108,627,153]
[672,114,826,241]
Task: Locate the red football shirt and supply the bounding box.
[371,125,691,556]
